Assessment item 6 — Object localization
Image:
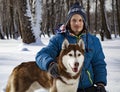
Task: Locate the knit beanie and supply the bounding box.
[65,2,87,29]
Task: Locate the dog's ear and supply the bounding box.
[62,39,69,49]
[77,39,85,50]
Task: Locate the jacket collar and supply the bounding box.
[65,30,86,38]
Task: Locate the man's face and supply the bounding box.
[70,14,84,35]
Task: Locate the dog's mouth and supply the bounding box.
[72,67,78,72]
[69,64,78,73]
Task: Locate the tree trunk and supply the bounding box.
[9,0,15,39]
[87,0,90,30]
[112,0,117,38]
[17,0,35,44]
[80,0,83,7]
[0,31,5,39]
[99,0,112,39]
[51,0,55,34]
[95,0,98,34]
[116,0,120,36]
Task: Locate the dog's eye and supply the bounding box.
[78,53,81,56]
[69,54,72,56]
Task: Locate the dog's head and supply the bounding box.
[58,39,85,77]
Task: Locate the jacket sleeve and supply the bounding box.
[92,37,107,86]
[35,35,61,71]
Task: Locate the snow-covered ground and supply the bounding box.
[0,35,120,92]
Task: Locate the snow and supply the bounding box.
[0,35,120,92]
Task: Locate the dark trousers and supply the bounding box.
[77,86,97,92]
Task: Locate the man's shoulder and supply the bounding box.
[84,33,100,46]
[52,33,66,39]
[87,33,99,41]
[50,33,66,43]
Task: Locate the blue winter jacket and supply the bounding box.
[35,32,107,89]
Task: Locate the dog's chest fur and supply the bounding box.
[55,77,79,92]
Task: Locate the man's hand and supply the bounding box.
[96,84,106,92]
[48,62,59,78]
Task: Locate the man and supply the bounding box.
[36,2,107,92]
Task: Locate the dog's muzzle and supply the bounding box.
[70,62,79,72]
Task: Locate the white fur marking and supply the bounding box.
[56,77,79,92]
[26,81,43,92]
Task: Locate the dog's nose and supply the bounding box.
[74,62,79,67]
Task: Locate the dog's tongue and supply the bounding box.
[73,68,78,72]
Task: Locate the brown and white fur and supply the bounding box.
[6,39,85,92]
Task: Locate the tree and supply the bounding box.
[116,0,120,36]
[0,30,5,39]
[99,0,111,39]
[112,0,117,38]
[87,0,90,30]
[95,0,98,33]
[16,0,35,44]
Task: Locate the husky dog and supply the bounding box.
[6,39,85,92]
